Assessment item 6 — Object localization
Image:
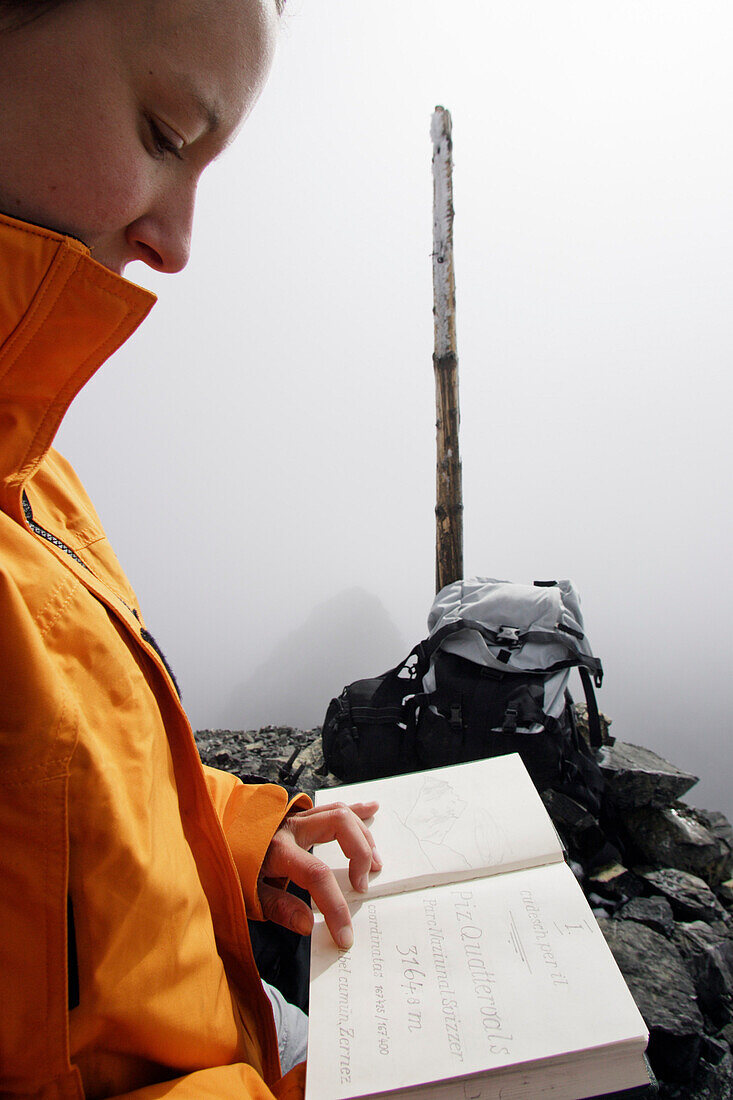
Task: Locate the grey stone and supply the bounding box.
[587,893,613,918]
[195,726,321,788]
[598,741,698,811]
[659,1049,733,1098]
[642,868,727,923]
[718,880,733,908]
[573,702,613,747]
[694,809,733,852]
[587,861,646,903]
[624,803,733,887]
[599,919,704,1083]
[700,1033,731,1064]
[718,1020,733,1048]
[539,789,614,868]
[617,895,675,938]
[541,789,597,832]
[287,737,341,799]
[673,921,733,1026]
[692,1048,733,1098]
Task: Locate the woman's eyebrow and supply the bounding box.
[168,72,222,135]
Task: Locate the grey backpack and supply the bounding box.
[322,578,604,813]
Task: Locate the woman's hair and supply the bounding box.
[1,0,286,29]
[0,0,72,26]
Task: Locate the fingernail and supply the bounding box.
[372,846,383,868]
[337,925,354,950]
[358,874,370,893]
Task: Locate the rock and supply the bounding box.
[195,726,321,789]
[617,895,675,939]
[541,789,597,832]
[694,809,733,893]
[659,1047,733,1098]
[623,803,733,886]
[286,737,341,799]
[573,702,613,747]
[673,921,733,1026]
[599,919,704,1083]
[642,868,728,923]
[597,741,698,811]
[718,1021,733,1048]
[694,809,733,852]
[700,1033,731,1064]
[587,892,613,917]
[539,789,614,867]
[691,1045,733,1098]
[587,862,646,904]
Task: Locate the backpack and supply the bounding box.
[321,578,605,815]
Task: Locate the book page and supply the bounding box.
[306,861,648,1100]
[314,755,564,902]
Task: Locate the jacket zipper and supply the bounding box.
[21,490,181,698]
[22,489,180,1009]
[22,490,91,572]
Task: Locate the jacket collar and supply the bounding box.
[0,212,156,519]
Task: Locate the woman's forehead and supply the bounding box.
[118,0,279,134]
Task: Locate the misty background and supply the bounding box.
[57,2,733,817]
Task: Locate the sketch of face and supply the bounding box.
[403,778,468,844]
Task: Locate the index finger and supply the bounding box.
[288,803,380,887]
[283,843,355,948]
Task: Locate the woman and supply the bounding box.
[0,2,380,1097]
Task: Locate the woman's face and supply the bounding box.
[0,0,278,274]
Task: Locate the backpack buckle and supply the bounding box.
[495,625,521,648]
[502,706,519,733]
[449,703,463,731]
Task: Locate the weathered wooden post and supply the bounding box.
[431,105,463,594]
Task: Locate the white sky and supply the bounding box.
[57,1,733,818]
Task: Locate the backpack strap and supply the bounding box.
[578,665,603,749]
[413,618,527,666]
[539,655,604,684]
[347,706,405,724]
[416,619,603,684]
[412,620,467,668]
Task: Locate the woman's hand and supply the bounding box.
[258,800,381,949]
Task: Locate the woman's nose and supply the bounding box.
[126,179,197,274]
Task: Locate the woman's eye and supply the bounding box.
[147,116,184,161]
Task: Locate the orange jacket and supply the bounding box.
[0,212,309,1100]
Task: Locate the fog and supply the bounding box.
[56,1,733,818]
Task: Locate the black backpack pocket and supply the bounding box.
[322,666,421,781]
[414,651,565,787]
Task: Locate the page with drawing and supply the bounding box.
[315,755,565,902]
[306,860,649,1100]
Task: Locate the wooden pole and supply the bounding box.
[431,105,463,594]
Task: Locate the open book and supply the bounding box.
[306,754,652,1100]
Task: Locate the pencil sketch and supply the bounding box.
[392,776,508,873]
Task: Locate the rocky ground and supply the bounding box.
[196,719,733,1097]
[195,725,319,789]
